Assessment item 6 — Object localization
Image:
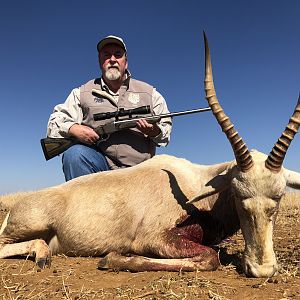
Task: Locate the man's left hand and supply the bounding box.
[136,119,161,137]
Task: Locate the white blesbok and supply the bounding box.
[0,33,300,277]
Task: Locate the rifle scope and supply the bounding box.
[93,105,151,121]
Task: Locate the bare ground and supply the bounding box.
[0,193,300,300]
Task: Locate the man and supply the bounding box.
[47,35,172,181]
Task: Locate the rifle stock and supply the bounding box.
[41,138,76,161]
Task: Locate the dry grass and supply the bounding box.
[275,191,300,283]
[281,191,300,207]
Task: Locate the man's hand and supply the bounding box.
[69,124,99,144]
[136,119,161,137]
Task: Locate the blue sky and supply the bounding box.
[0,0,299,193]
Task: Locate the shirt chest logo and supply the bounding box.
[128,93,140,105]
[94,97,105,103]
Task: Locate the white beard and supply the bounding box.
[105,68,121,81]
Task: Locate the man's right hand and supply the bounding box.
[69,124,99,145]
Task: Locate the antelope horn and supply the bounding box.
[265,94,300,172]
[203,32,254,172]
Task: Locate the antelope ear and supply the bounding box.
[188,172,231,204]
[284,169,300,189]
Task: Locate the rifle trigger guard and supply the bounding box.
[96,134,110,145]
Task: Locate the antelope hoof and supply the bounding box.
[36,256,51,269]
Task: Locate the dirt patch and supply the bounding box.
[1,194,300,299]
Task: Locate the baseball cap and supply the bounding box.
[97,35,127,52]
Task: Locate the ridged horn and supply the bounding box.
[265,94,300,173]
[203,32,254,172]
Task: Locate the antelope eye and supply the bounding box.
[265,202,279,217]
[272,193,284,201]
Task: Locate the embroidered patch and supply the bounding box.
[128,93,140,105]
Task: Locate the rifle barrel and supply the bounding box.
[160,107,211,118]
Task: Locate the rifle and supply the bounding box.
[41,106,211,161]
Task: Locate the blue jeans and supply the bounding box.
[62,144,110,181]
